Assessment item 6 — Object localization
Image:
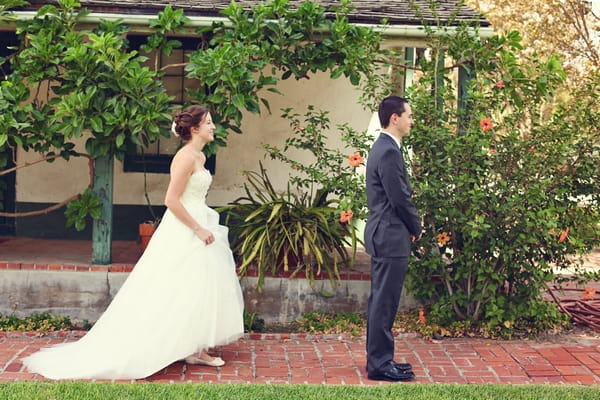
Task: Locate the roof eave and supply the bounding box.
[8,10,494,39]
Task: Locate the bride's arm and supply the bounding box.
[164,150,214,244]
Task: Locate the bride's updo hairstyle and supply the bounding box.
[172,105,210,141]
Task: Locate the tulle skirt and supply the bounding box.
[22,206,244,380]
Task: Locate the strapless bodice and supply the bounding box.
[180,169,212,206]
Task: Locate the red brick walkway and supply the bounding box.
[2,238,600,385]
[2,331,600,384]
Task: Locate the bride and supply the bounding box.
[22,105,245,380]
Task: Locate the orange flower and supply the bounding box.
[558,227,569,243]
[437,232,451,246]
[489,148,497,154]
[418,309,426,324]
[557,165,576,175]
[480,117,494,132]
[583,286,596,300]
[348,152,364,167]
[339,209,354,223]
[495,80,505,89]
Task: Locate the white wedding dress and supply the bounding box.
[23,169,245,380]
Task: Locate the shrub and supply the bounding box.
[403,25,600,338]
[0,312,80,335]
[263,106,370,222]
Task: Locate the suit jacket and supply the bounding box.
[364,133,422,258]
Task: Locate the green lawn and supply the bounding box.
[1,382,600,400]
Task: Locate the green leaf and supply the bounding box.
[89,117,103,133]
[267,203,283,223]
[115,133,125,148]
[232,94,245,109]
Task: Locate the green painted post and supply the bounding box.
[458,64,475,135]
[92,154,113,264]
[404,47,415,91]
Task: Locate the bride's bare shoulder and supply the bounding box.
[170,147,195,170]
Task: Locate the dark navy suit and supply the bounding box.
[364,132,422,375]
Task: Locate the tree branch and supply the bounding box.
[0,153,94,218]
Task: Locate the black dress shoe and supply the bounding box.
[368,365,415,382]
[391,361,412,372]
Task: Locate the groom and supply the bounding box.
[364,96,422,382]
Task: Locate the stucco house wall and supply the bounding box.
[14,71,371,207]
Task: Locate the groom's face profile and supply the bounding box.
[390,103,413,138]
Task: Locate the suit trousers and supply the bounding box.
[366,255,408,374]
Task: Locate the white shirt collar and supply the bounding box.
[381,131,401,149]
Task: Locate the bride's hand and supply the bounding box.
[193,227,215,245]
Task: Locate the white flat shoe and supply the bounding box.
[184,355,225,367]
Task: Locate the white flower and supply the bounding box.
[171,121,179,137]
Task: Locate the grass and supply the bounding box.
[1,382,600,400]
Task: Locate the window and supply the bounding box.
[123,35,215,174]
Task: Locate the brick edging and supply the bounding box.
[0,262,371,280]
[0,330,89,339]
[0,262,135,273]
[0,330,377,341]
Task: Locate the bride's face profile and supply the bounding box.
[192,112,216,143]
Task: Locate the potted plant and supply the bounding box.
[223,162,354,291]
[138,151,161,250]
[138,221,156,250]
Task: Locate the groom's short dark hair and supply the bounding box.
[378,96,409,128]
